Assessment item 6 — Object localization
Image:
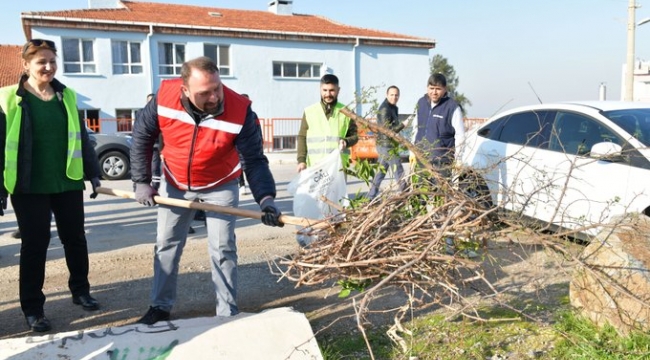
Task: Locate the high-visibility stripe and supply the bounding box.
[158,105,196,125]
[305,135,341,143]
[199,116,243,133]
[158,105,243,134]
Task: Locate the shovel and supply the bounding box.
[95,186,325,228]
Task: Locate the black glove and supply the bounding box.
[90,177,101,199]
[135,183,158,207]
[0,195,6,216]
[260,198,284,227]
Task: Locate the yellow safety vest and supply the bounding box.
[0,85,84,193]
[304,102,351,167]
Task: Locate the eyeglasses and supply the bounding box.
[22,39,56,55]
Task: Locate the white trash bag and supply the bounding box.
[288,149,349,246]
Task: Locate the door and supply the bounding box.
[544,111,632,235]
[493,110,553,219]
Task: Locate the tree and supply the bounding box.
[429,54,472,113]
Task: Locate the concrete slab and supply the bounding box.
[0,307,322,360]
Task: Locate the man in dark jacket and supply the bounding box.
[414,73,465,179]
[130,56,283,324]
[367,85,408,199]
[414,73,474,257]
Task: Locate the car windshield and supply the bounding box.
[603,109,650,147]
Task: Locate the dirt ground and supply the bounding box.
[0,229,582,341]
[0,171,585,341]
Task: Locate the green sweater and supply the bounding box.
[26,92,83,193]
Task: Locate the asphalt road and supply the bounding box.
[0,157,381,264]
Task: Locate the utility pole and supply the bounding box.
[625,0,637,101]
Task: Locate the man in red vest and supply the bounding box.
[130,56,283,324]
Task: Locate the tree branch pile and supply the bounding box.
[275,107,500,305]
[278,177,497,301]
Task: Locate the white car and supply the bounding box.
[458,101,650,240]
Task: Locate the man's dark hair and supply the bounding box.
[181,56,219,83]
[386,85,400,94]
[320,74,339,86]
[428,73,447,87]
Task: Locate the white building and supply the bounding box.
[20,0,435,149]
[621,59,650,102]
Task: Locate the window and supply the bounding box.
[115,109,137,132]
[273,136,297,150]
[204,44,230,76]
[605,109,650,146]
[158,43,185,75]
[272,62,321,78]
[62,39,96,74]
[79,109,101,132]
[549,112,622,155]
[112,41,142,74]
[115,109,135,120]
[497,111,552,148]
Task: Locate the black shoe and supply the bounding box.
[25,315,51,332]
[137,306,170,325]
[72,294,100,311]
[188,226,195,234]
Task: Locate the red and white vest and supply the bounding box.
[157,78,250,191]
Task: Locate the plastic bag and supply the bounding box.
[288,149,349,220]
[288,149,348,246]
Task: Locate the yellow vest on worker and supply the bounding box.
[304,102,351,167]
[0,85,84,193]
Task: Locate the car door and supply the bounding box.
[543,111,633,235]
[493,110,553,219]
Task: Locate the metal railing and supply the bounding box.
[85,117,488,152]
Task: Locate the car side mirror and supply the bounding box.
[590,142,624,162]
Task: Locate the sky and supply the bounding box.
[2,0,648,118]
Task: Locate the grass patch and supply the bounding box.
[317,309,650,359]
[318,330,393,360]
[318,312,557,359]
[551,311,650,359]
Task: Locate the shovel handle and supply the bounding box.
[95,186,322,228]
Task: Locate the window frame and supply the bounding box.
[158,42,185,76]
[62,38,97,74]
[272,61,322,79]
[492,110,553,149]
[549,111,624,156]
[79,109,101,132]
[115,108,138,132]
[112,40,143,75]
[203,43,231,76]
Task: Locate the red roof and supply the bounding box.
[21,1,434,48]
[0,45,23,88]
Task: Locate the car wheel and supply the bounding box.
[99,151,130,180]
